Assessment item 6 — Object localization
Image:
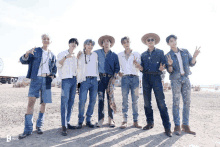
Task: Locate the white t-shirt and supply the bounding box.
[85,53,99,77]
[118,51,141,76]
[37,49,51,76]
[175,51,185,75]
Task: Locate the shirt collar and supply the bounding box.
[147,47,156,53]
[102,48,111,54]
[170,47,183,54]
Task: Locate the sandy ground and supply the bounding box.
[0,84,220,147]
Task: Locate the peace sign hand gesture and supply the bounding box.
[159,63,166,71]
[166,54,173,65]
[26,47,36,55]
[193,46,201,58]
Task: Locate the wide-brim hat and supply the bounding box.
[98,35,115,48]
[141,33,160,45]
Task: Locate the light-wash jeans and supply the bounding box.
[61,77,77,127]
[171,75,191,126]
[78,77,98,123]
[121,75,139,122]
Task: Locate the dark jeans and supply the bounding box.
[142,74,171,129]
[98,74,114,120]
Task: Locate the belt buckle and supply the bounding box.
[108,74,111,77]
[103,73,106,77]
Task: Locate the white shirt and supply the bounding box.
[118,51,141,76]
[175,51,185,75]
[37,49,51,76]
[77,52,100,83]
[57,50,77,80]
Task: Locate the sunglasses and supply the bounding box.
[147,39,155,42]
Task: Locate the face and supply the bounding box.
[145,37,155,47]
[167,37,177,48]
[42,35,50,46]
[69,42,77,50]
[122,39,130,50]
[102,39,111,49]
[85,43,94,51]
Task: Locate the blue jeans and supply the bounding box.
[78,77,98,123]
[143,74,171,129]
[121,76,139,122]
[61,77,77,127]
[98,74,114,120]
[171,75,191,126]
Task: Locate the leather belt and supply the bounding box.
[99,73,112,77]
[38,73,50,77]
[86,76,96,78]
[144,71,162,75]
[123,74,138,77]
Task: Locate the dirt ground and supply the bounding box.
[0,84,220,147]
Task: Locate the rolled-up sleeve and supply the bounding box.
[187,50,196,67]
[114,54,120,74]
[20,54,33,64]
[56,53,64,68]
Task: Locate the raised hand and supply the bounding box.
[193,46,201,58]
[166,54,173,65]
[27,47,36,55]
[159,63,166,71]
[77,51,83,59]
[66,53,74,58]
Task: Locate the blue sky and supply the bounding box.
[0,0,219,85]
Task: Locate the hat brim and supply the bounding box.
[98,35,115,48]
[141,33,160,45]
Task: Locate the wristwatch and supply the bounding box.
[65,56,67,59]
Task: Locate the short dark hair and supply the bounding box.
[121,36,130,45]
[166,35,177,43]
[69,38,79,46]
[102,39,111,45]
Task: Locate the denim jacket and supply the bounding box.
[140,48,166,74]
[165,48,196,80]
[95,49,120,75]
[20,47,57,79]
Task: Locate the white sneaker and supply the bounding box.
[108,117,115,127]
[96,118,104,127]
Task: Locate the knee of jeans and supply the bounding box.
[183,99,191,106]
[98,91,104,101]
[157,100,166,109]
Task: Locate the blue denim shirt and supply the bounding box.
[165,48,196,80]
[20,47,57,79]
[94,49,120,75]
[140,48,166,74]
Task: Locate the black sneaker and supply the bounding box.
[62,126,67,136]
[36,127,43,134]
[18,132,31,139]
[165,129,172,137]
[67,124,76,129]
[86,122,95,128]
[77,123,82,129]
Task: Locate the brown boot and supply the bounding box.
[120,122,127,129]
[133,122,142,128]
[174,126,181,135]
[181,125,196,135]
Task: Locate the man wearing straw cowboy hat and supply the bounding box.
[134,33,172,137]
[94,35,120,127]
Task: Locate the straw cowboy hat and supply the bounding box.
[141,33,160,45]
[98,35,115,48]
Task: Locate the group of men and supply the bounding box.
[18,33,200,139]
